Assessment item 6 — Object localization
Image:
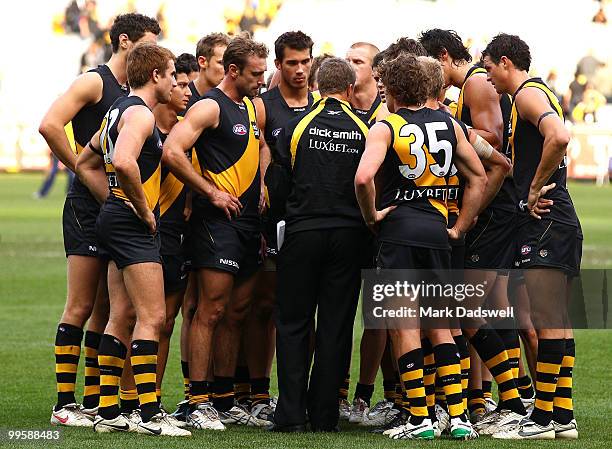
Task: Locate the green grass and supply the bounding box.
[0,173,611,448]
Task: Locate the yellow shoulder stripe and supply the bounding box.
[289,98,326,167]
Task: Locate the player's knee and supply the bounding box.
[194,300,226,328]
[63,301,95,325]
[253,297,274,323]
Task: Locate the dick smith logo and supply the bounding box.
[309,127,362,140]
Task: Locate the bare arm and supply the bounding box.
[75,130,108,204]
[112,106,157,232]
[254,97,270,213]
[355,122,395,231]
[39,72,103,172]
[515,88,571,217]
[449,121,487,238]
[467,129,511,212]
[162,99,242,219]
[465,76,504,150]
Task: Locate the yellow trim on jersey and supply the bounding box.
[384,113,448,220]
[369,101,383,125]
[340,102,370,137]
[159,172,184,216]
[65,122,77,154]
[311,90,322,102]
[289,99,326,167]
[202,97,260,198]
[509,80,563,164]
[455,67,487,121]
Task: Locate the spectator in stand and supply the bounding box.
[546,69,563,103]
[563,71,588,120]
[572,82,607,123]
[593,3,608,24]
[80,37,107,73]
[78,0,102,39]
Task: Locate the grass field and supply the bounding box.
[0,173,611,448]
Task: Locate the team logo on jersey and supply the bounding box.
[157,139,163,149]
[233,124,247,135]
[521,245,531,256]
[272,128,282,137]
[539,249,548,258]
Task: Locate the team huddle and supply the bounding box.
[39,12,580,440]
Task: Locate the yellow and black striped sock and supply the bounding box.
[338,373,350,401]
[181,360,190,401]
[130,340,161,423]
[495,321,521,380]
[82,330,101,410]
[54,323,83,410]
[470,325,525,415]
[517,375,535,399]
[212,376,235,412]
[234,365,251,406]
[482,380,493,402]
[156,388,162,405]
[468,389,486,415]
[250,377,271,406]
[98,334,126,419]
[422,339,437,422]
[398,348,428,425]
[434,343,465,420]
[119,388,139,414]
[383,378,397,402]
[453,334,470,412]
[189,380,209,407]
[552,338,575,425]
[435,383,446,408]
[531,338,564,426]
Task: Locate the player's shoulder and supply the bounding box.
[260,86,280,101]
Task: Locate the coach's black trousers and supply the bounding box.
[274,227,366,430]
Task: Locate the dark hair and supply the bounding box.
[482,33,531,71]
[127,42,175,89]
[196,32,231,60]
[380,54,428,106]
[223,37,268,73]
[419,29,471,63]
[317,57,355,95]
[109,13,160,53]
[385,37,427,60]
[372,50,387,70]
[175,53,198,75]
[274,31,314,61]
[308,53,334,88]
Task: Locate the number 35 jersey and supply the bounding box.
[378,107,458,249]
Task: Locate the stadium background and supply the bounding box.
[0,0,610,448]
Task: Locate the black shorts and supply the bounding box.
[162,253,188,293]
[448,213,465,269]
[190,213,262,277]
[62,196,106,258]
[96,202,161,270]
[465,208,516,270]
[516,219,581,276]
[375,241,451,270]
[262,215,280,258]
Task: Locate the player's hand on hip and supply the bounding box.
[368,206,396,234]
[447,226,465,241]
[529,183,555,219]
[210,189,242,220]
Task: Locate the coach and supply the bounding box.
[272,58,370,432]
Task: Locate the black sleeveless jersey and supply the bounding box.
[193,88,261,230]
[510,78,577,226]
[455,65,516,212]
[260,86,316,163]
[378,107,458,249]
[278,97,369,233]
[182,80,203,115]
[69,64,127,200]
[159,126,188,224]
[353,94,383,126]
[99,96,163,217]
